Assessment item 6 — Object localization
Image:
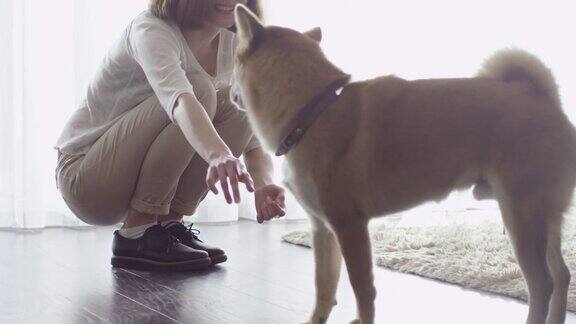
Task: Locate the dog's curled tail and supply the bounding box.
[477,49,561,109]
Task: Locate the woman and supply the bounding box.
[54,0,286,271]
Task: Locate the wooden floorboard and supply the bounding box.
[0,231,178,324]
[1,220,575,324]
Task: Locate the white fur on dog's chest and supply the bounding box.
[282,160,325,218]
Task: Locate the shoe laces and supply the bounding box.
[186,223,203,242]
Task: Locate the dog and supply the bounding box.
[233,5,576,324]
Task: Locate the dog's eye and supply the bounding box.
[232,93,240,104]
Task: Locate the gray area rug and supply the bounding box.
[282,221,576,312]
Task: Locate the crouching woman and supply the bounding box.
[54,0,286,271]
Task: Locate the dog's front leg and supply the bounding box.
[305,217,342,324]
[333,220,376,324]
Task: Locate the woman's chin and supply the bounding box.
[217,21,236,30]
[207,16,235,29]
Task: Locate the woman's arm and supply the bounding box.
[243,147,274,190]
[174,94,254,204]
[173,94,230,162]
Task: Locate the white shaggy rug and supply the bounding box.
[282,221,576,312]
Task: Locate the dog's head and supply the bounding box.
[230,4,323,116]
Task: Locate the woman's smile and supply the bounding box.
[208,0,245,27]
[214,3,235,13]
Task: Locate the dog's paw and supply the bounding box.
[306,299,336,324]
[302,316,327,324]
[303,312,331,324]
[301,320,324,324]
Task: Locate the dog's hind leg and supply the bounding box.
[333,220,376,324]
[306,216,342,324]
[545,217,570,324]
[497,192,553,324]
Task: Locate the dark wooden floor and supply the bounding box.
[1,220,575,324]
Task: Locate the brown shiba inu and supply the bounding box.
[233,5,576,324]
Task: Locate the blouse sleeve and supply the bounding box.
[128,19,195,121]
[244,135,262,153]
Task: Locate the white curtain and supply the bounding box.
[0,1,196,228]
[2,0,575,229]
[1,0,80,228]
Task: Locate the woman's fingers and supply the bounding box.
[225,160,241,203]
[238,168,255,192]
[257,196,287,224]
[206,167,219,194]
[217,164,232,204]
[267,203,276,220]
[257,209,277,223]
[260,201,269,221]
[208,157,254,205]
[271,202,286,217]
[235,162,254,192]
[267,197,285,218]
[275,194,286,208]
[261,198,274,221]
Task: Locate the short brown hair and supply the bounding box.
[149,0,263,29]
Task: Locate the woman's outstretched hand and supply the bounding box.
[206,153,255,204]
[255,184,286,223]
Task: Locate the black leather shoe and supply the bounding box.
[111,224,211,271]
[165,222,228,265]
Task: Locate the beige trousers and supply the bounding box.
[56,83,255,226]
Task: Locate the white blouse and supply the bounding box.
[55,10,243,155]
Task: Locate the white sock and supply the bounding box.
[161,220,183,228]
[118,222,157,239]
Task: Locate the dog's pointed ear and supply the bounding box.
[304,27,322,43]
[235,4,264,54]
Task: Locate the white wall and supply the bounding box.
[267,0,576,221]
[268,1,575,119]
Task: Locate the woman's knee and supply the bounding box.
[137,95,172,126]
[213,100,254,156]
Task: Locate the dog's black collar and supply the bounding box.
[275,75,351,156]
